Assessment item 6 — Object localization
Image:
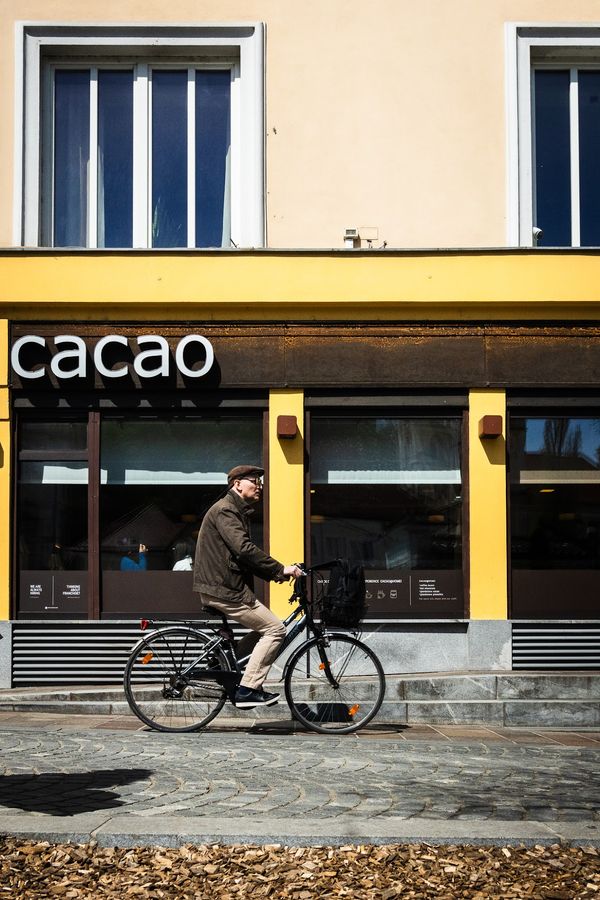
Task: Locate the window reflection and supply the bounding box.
[151,70,188,248]
[54,70,90,247]
[98,70,133,248]
[18,420,89,573]
[195,70,231,247]
[511,416,600,570]
[100,418,263,569]
[534,69,571,247]
[17,421,89,618]
[579,71,600,247]
[310,417,463,617]
[18,467,88,571]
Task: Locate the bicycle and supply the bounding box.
[123,564,386,735]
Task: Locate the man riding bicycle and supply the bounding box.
[193,464,303,710]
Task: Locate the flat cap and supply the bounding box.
[227,464,265,486]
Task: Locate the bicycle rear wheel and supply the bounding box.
[124,626,230,732]
[284,633,385,734]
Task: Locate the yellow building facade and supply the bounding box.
[1,3,600,684]
[1,250,600,683]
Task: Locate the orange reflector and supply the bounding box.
[141,652,153,665]
[319,663,326,670]
[348,704,360,717]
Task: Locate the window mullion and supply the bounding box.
[133,64,149,248]
[570,67,581,248]
[187,67,195,248]
[88,67,98,248]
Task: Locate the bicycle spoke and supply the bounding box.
[285,634,385,734]
[124,627,229,732]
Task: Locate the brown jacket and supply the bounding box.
[193,489,285,600]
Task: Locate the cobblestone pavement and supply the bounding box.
[0,724,599,826]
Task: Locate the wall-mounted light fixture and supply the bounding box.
[479,415,503,439]
[277,415,298,439]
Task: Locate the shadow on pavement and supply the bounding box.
[0,768,153,816]
[248,718,408,736]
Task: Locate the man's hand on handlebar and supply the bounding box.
[282,564,304,580]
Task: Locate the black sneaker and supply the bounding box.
[234,686,280,708]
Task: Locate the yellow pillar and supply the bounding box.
[0,320,10,621]
[468,389,508,619]
[268,389,304,617]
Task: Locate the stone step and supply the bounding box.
[0,697,598,727]
[397,672,600,701]
[3,671,600,704]
[1,673,599,727]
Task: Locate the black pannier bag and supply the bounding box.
[320,559,367,629]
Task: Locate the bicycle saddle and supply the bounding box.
[202,605,229,627]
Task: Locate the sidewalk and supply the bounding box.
[0,712,599,849]
[1,707,600,745]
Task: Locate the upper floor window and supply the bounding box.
[48,65,231,248]
[509,26,600,247]
[17,25,264,249]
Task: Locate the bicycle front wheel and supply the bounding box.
[284,633,386,734]
[124,626,230,732]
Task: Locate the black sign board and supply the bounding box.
[313,568,463,618]
[364,569,463,617]
[19,572,88,617]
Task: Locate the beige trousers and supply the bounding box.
[200,589,286,690]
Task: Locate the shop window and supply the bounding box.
[509,26,600,246]
[17,421,89,618]
[17,24,264,248]
[310,417,464,618]
[15,413,264,619]
[510,415,600,617]
[99,418,263,616]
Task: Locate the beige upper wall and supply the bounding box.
[2,0,600,249]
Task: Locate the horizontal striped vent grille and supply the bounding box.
[11,621,237,686]
[512,623,600,670]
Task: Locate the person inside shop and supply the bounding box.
[119,538,148,571]
[172,539,194,571]
[193,464,303,709]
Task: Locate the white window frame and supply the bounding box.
[14,23,265,249]
[507,24,600,247]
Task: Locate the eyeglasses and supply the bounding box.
[241,477,263,486]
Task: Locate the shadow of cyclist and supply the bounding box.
[0,768,152,816]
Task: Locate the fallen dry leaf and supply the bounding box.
[1,838,600,898]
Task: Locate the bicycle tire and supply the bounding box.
[284,633,385,734]
[124,626,230,733]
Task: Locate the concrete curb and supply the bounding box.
[1,814,600,849]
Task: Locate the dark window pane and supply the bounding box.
[98,70,133,248]
[510,416,600,481]
[534,70,571,246]
[54,70,90,247]
[20,422,87,452]
[195,70,231,247]
[18,466,88,571]
[511,416,600,570]
[310,418,463,617]
[151,70,187,248]
[99,418,263,616]
[579,71,600,246]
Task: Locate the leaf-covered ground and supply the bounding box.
[0,839,599,898]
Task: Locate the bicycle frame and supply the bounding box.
[134,570,341,700]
